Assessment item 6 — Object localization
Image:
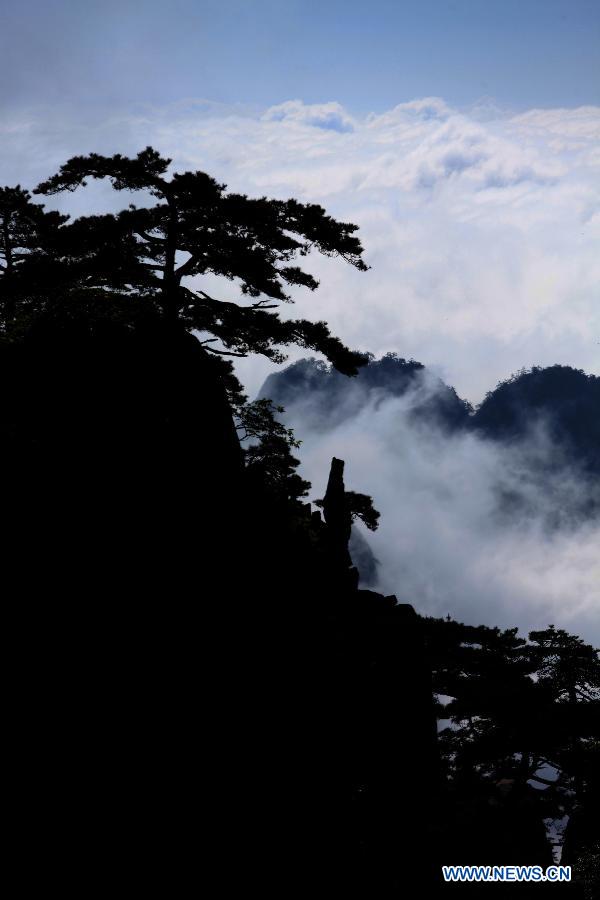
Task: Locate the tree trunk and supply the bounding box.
[162,201,179,323]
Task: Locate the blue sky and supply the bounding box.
[2,0,599,113]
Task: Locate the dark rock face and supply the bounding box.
[275,457,440,896]
[1,317,245,597]
[1,325,440,896]
[9,325,585,896]
[322,456,354,575]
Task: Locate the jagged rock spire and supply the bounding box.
[322,457,353,573]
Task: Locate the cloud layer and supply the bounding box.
[288,382,600,644]
[2,95,598,404]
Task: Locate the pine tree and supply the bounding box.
[34,147,369,374]
[0,186,68,331]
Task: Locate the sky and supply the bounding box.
[2,1,599,113]
[1,1,599,634]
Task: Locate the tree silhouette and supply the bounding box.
[425,615,599,871]
[0,186,68,330]
[34,147,368,374]
[315,487,380,531]
[528,625,600,705]
[527,625,600,820]
[236,397,311,504]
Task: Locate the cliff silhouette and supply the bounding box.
[3,315,596,897]
[1,314,441,896]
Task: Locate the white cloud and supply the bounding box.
[289,387,600,643]
[5,95,596,403]
[262,99,356,133]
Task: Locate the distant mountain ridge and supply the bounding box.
[260,354,600,478]
[260,353,473,434]
[259,355,600,586]
[472,363,600,477]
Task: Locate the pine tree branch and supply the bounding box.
[136,231,166,244]
[203,345,247,358]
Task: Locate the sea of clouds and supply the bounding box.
[2,95,598,639]
[276,372,600,643]
[2,95,599,403]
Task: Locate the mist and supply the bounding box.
[265,368,600,644]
